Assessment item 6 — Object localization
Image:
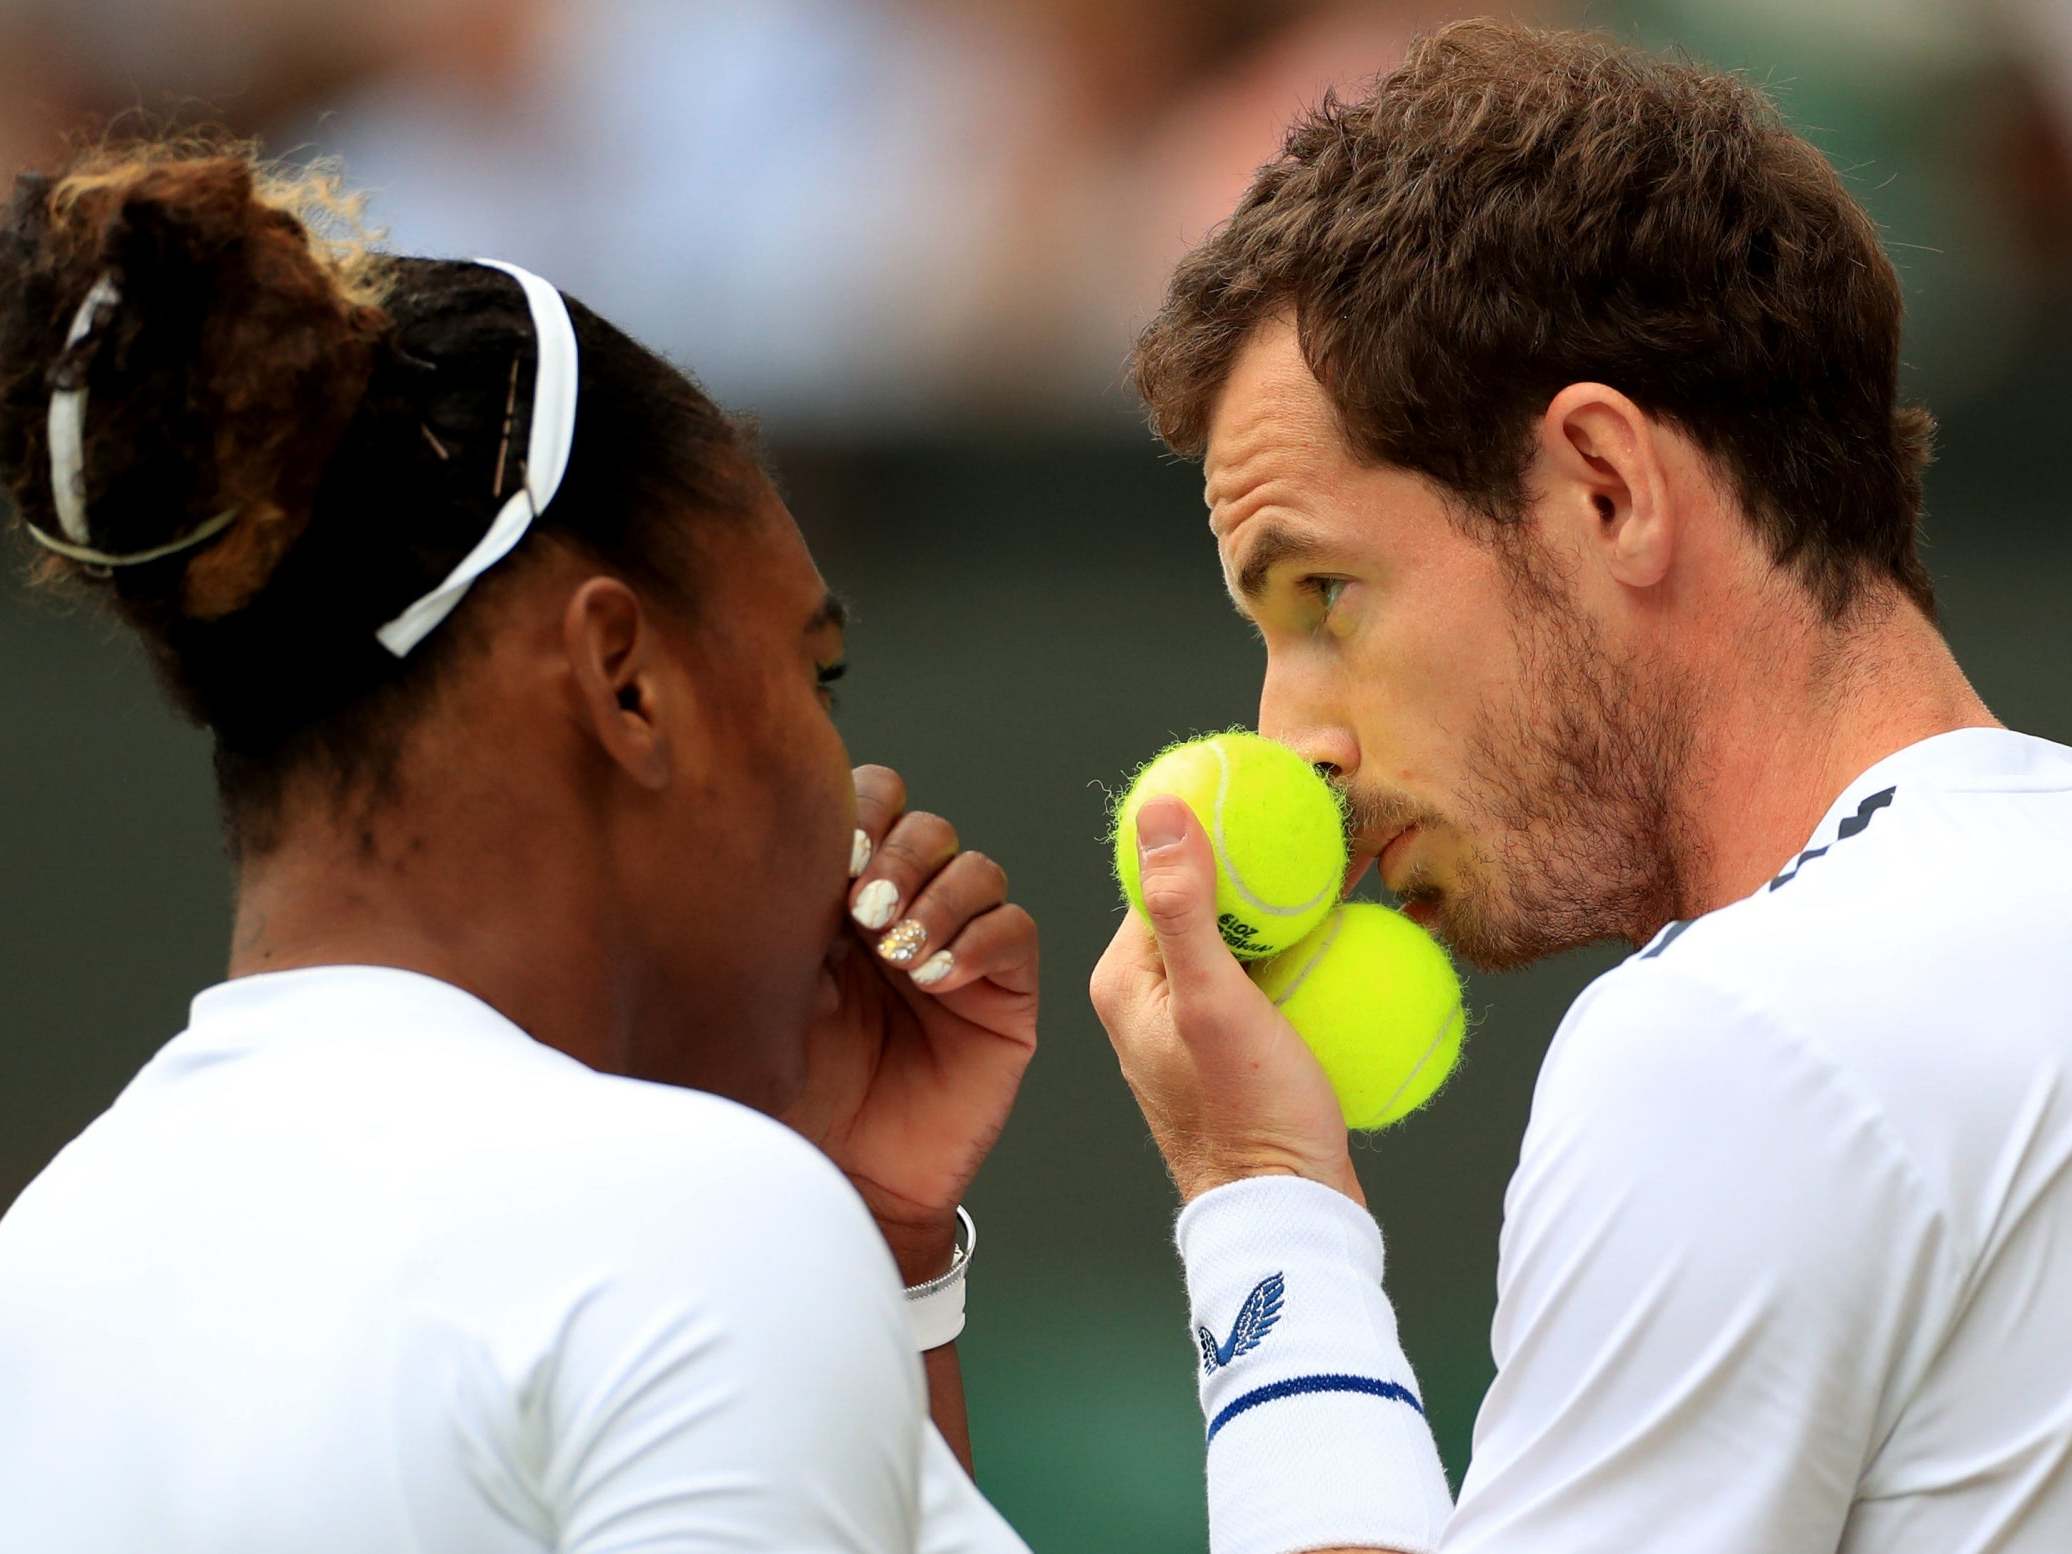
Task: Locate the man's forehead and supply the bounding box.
[1203,323,1335,535]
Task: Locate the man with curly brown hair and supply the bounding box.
[1094,22,2072,1554]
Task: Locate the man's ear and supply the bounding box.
[562,577,676,791]
[1535,383,1673,590]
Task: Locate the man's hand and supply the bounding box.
[1090,794,1362,1205]
[784,766,1038,1282]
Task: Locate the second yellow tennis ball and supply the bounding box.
[1251,902,1465,1130]
[1112,731,1347,959]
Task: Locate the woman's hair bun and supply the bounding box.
[5,138,760,853]
[1,140,392,620]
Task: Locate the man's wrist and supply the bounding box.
[1170,1151,1366,1208]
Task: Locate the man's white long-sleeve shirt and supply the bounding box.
[1445,728,2072,1551]
[1186,728,2072,1553]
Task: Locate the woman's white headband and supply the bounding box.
[27,258,579,661]
[376,259,579,657]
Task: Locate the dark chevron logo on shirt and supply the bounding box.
[1198,1272,1285,1374]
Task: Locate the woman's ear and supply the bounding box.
[562,576,674,791]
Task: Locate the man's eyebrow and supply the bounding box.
[805,591,849,635]
[1232,523,1330,607]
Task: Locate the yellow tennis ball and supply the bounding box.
[1250,902,1465,1130]
[1112,731,1347,960]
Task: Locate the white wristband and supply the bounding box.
[903,1205,975,1351]
[1177,1176,1453,1554]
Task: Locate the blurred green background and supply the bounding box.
[4,1,2071,1549]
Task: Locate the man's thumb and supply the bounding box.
[1134,796,1233,983]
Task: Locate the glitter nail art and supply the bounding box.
[910,951,955,987]
[877,919,928,964]
[852,879,900,931]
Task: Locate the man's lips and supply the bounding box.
[1378,826,1420,893]
[1344,825,1420,897]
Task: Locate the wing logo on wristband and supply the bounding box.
[1198,1271,1285,1374]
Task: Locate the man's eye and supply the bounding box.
[1302,577,1349,614]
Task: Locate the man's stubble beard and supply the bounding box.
[1409,552,1704,972]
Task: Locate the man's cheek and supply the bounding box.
[1424,826,1489,898]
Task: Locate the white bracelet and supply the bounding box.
[903,1205,976,1351]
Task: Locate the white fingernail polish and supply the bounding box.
[849,828,872,879]
[910,951,955,987]
[852,879,900,931]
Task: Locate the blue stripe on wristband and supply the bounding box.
[1206,1372,1426,1446]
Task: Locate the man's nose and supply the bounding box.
[1259,658,1358,782]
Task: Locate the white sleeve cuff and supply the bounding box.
[1176,1176,1453,1554]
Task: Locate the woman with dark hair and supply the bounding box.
[0,143,1034,1551]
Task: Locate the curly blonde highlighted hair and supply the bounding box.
[51,135,391,309]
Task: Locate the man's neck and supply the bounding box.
[1677,593,1999,918]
